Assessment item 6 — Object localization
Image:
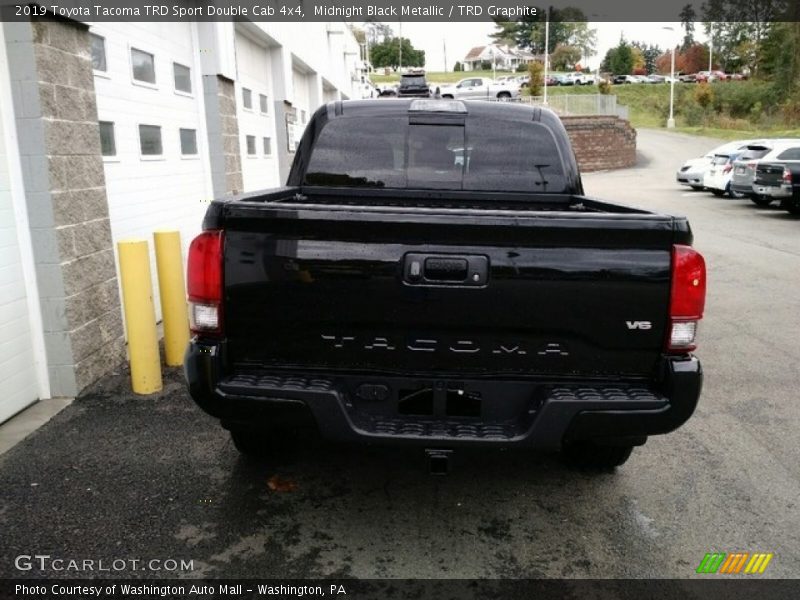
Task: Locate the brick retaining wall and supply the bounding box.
[561,115,637,172]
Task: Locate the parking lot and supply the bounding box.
[1,128,799,580]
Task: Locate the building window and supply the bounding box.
[242,88,252,109]
[90,34,106,72]
[263,137,271,156]
[99,121,115,156]
[131,48,156,84]
[246,135,256,155]
[139,125,162,155]
[259,94,268,114]
[180,128,197,155]
[173,63,191,94]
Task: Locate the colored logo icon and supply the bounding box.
[696,552,774,574]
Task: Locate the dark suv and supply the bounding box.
[397,70,431,98]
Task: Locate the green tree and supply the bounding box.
[370,37,425,69]
[550,45,582,71]
[491,7,596,57]
[453,61,462,72]
[609,39,634,75]
[631,42,663,74]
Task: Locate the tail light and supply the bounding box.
[783,167,792,185]
[667,245,706,353]
[187,230,224,336]
[723,164,732,174]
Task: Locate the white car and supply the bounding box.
[703,152,745,197]
[677,140,761,190]
[562,72,595,85]
[436,77,520,100]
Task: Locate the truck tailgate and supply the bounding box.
[220,202,680,379]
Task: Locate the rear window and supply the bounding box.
[401,75,426,87]
[776,147,800,160]
[712,155,730,165]
[304,116,568,193]
[739,148,770,160]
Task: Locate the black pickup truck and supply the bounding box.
[753,161,800,215]
[185,99,705,470]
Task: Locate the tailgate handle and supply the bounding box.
[424,257,468,281]
[404,253,489,287]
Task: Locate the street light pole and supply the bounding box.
[708,23,713,71]
[663,25,676,128]
[543,7,550,105]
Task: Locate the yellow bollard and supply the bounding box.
[117,239,162,394]
[153,230,190,366]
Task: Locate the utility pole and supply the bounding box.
[398,21,402,71]
[708,23,713,71]
[443,38,447,72]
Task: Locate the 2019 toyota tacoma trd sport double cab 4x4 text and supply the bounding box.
[185,99,706,470]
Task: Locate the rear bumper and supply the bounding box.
[185,340,702,450]
[730,182,754,195]
[753,183,792,199]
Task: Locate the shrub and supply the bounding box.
[598,79,612,95]
[453,61,462,72]
[528,61,544,96]
[694,83,714,108]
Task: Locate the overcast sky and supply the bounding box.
[365,21,709,72]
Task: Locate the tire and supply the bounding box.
[787,203,800,215]
[750,194,773,207]
[562,442,635,470]
[711,189,725,197]
[442,94,454,99]
[497,91,511,100]
[690,185,704,191]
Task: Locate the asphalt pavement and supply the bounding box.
[1,129,799,580]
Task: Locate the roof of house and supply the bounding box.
[464,46,486,61]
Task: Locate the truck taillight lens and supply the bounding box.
[783,167,792,184]
[723,164,732,174]
[187,230,223,335]
[668,245,706,352]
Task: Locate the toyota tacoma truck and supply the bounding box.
[185,99,705,470]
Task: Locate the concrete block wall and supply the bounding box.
[561,116,637,172]
[4,18,124,396]
[204,74,243,197]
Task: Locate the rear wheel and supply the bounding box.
[750,194,773,207]
[711,189,725,197]
[562,442,635,470]
[497,91,511,100]
[787,203,800,215]
[690,185,704,191]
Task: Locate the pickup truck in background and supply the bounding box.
[185,99,705,471]
[436,77,519,100]
[754,161,800,214]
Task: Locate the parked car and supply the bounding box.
[554,74,574,86]
[751,146,800,210]
[545,75,560,86]
[731,141,800,205]
[397,70,431,98]
[562,72,595,85]
[185,98,706,471]
[646,74,666,84]
[613,74,637,84]
[437,77,520,100]
[703,152,744,197]
[678,73,697,83]
[676,140,759,190]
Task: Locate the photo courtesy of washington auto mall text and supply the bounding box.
[1,0,800,598]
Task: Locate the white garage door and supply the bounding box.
[0,90,39,423]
